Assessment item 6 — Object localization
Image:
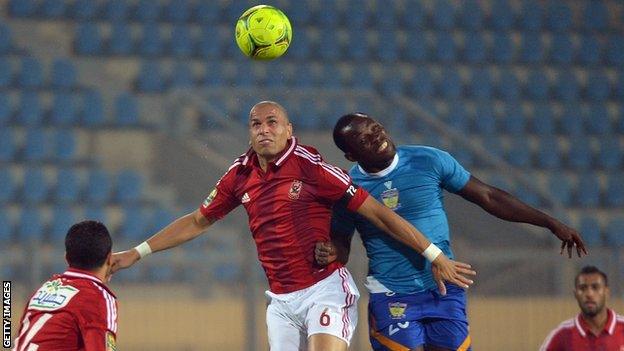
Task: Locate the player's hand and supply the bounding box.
[551,222,588,258]
[315,241,338,266]
[110,249,141,274]
[431,254,476,296]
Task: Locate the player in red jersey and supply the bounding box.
[111,101,476,351]
[13,220,117,351]
[540,266,624,351]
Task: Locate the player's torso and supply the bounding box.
[562,329,624,351]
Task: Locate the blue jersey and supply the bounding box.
[331,145,470,294]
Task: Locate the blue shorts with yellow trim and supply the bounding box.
[368,284,471,351]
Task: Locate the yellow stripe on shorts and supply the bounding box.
[457,334,471,351]
[369,327,411,351]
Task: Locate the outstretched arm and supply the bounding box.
[111,210,213,273]
[457,176,587,257]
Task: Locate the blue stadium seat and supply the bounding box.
[380,69,404,96]
[23,129,48,161]
[546,2,572,32]
[584,104,610,135]
[403,31,427,62]
[575,173,601,207]
[286,28,310,61]
[81,90,105,126]
[606,35,624,66]
[525,71,550,100]
[103,0,129,21]
[518,0,543,31]
[459,0,483,30]
[0,169,15,203]
[149,207,176,234]
[170,63,194,88]
[351,65,373,90]
[489,0,514,30]
[71,0,99,20]
[514,184,541,207]
[497,71,520,101]
[500,103,525,135]
[560,105,584,136]
[54,168,80,203]
[583,1,608,31]
[578,35,602,65]
[432,0,456,30]
[0,128,15,162]
[170,25,193,57]
[22,168,48,203]
[596,137,621,170]
[40,0,67,18]
[116,170,143,203]
[438,68,462,99]
[604,217,624,248]
[119,207,148,241]
[535,138,562,169]
[0,211,12,243]
[8,0,37,17]
[321,65,343,89]
[136,61,164,92]
[50,58,77,89]
[468,68,492,99]
[108,22,133,56]
[506,137,531,168]
[18,57,43,89]
[318,0,340,27]
[0,57,12,89]
[531,104,556,135]
[198,26,224,59]
[446,102,469,131]
[50,93,78,125]
[567,136,592,170]
[578,216,602,247]
[586,71,610,102]
[0,93,10,126]
[16,92,43,126]
[74,23,102,55]
[212,262,241,284]
[377,30,399,62]
[550,34,574,65]
[134,0,161,22]
[605,173,624,207]
[139,24,164,57]
[0,24,12,55]
[409,68,434,98]
[17,206,44,243]
[84,206,107,223]
[615,70,624,100]
[472,104,496,135]
[318,29,340,61]
[434,32,457,63]
[85,169,111,204]
[53,129,77,161]
[50,206,76,242]
[115,93,139,126]
[164,0,191,23]
[401,1,425,29]
[347,28,368,61]
[463,32,486,64]
[520,33,544,63]
[547,172,572,206]
[376,1,397,28]
[554,71,579,102]
[223,2,249,24]
[491,32,513,64]
[344,0,366,29]
[195,1,219,24]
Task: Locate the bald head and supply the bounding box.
[250,101,289,123]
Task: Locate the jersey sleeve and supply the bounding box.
[199,166,241,221]
[314,160,369,212]
[539,328,565,351]
[433,149,471,193]
[78,287,118,351]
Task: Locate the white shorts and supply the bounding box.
[265,267,360,351]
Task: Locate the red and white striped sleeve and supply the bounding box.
[79,283,118,351]
[539,320,572,351]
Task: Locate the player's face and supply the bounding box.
[342,116,396,168]
[249,104,292,162]
[574,273,609,317]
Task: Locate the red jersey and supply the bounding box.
[540,309,624,351]
[200,137,368,293]
[13,269,118,351]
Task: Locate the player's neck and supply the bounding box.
[258,155,272,172]
[360,154,396,174]
[582,308,609,336]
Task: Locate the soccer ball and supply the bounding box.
[235,5,292,60]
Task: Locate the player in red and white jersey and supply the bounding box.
[111,101,475,351]
[540,266,624,351]
[13,221,117,351]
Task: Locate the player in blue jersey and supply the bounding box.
[315,112,587,351]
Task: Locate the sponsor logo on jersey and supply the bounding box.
[202,189,217,208]
[106,331,117,351]
[288,180,303,200]
[388,302,407,319]
[28,279,79,311]
[381,188,400,210]
[241,192,250,203]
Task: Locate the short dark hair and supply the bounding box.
[65,220,112,270]
[333,112,369,152]
[575,265,608,287]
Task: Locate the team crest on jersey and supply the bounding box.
[381,188,400,210]
[29,279,79,311]
[106,332,117,351]
[388,302,407,319]
[202,188,217,208]
[288,180,303,200]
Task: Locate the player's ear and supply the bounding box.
[287,122,293,137]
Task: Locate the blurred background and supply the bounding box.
[0,0,623,349]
